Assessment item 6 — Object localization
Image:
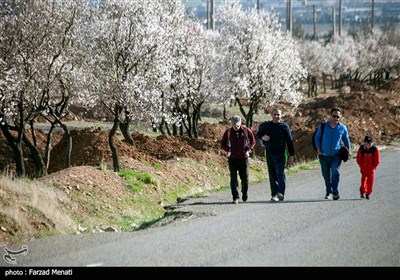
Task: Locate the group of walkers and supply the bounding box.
[220,107,380,204]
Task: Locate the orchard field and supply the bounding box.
[1,79,399,246]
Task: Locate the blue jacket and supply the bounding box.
[315,121,350,156]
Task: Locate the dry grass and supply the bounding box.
[0,174,75,246]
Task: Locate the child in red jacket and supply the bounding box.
[356,135,380,200]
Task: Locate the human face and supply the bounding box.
[331,111,341,122]
[232,123,241,130]
[271,110,281,122]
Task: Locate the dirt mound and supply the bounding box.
[48,128,135,173]
[47,124,228,174]
[39,166,128,202]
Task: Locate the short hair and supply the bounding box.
[230,115,241,125]
[271,108,282,114]
[331,107,341,115]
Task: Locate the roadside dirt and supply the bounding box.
[1,79,399,246]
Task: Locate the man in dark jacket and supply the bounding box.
[221,115,256,204]
[257,108,295,202]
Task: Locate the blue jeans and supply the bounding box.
[318,154,342,195]
[266,152,286,196]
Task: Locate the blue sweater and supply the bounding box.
[315,121,350,156]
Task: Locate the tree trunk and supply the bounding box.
[44,124,56,171]
[119,118,133,145]
[179,124,184,136]
[322,74,327,93]
[0,124,25,177]
[15,141,25,177]
[385,70,390,80]
[192,112,199,138]
[23,133,46,176]
[311,76,317,97]
[109,104,121,172]
[158,118,165,134]
[109,120,120,172]
[222,104,227,121]
[60,123,72,168]
[25,121,46,176]
[191,102,203,139]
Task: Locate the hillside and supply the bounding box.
[1,79,399,246]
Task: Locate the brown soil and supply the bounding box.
[1,79,399,246]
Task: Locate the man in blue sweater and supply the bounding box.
[257,108,295,202]
[314,107,351,200]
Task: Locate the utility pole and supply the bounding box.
[205,0,215,30]
[312,4,317,39]
[332,6,336,38]
[210,0,214,30]
[371,0,375,30]
[257,0,260,11]
[287,0,292,34]
[206,0,210,29]
[339,0,342,36]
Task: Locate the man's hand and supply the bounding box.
[227,151,231,157]
[261,135,270,141]
[286,155,294,168]
[245,151,250,157]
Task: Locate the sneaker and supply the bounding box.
[360,193,366,199]
[324,193,331,199]
[271,196,279,202]
[232,199,239,204]
[277,193,284,201]
[366,195,370,200]
[242,195,248,202]
[333,194,340,200]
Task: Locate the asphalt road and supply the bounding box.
[1,147,399,267]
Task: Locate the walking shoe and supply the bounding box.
[360,193,366,199]
[333,194,340,200]
[277,193,284,201]
[232,199,239,204]
[324,193,331,199]
[242,195,248,202]
[366,195,370,200]
[271,196,279,202]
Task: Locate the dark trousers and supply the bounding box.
[228,158,249,200]
[266,152,286,196]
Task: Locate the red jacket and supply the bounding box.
[221,125,256,159]
[356,144,380,173]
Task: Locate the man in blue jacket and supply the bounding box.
[257,108,295,202]
[314,107,351,200]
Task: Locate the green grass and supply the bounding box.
[118,170,157,186]
[286,160,320,175]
